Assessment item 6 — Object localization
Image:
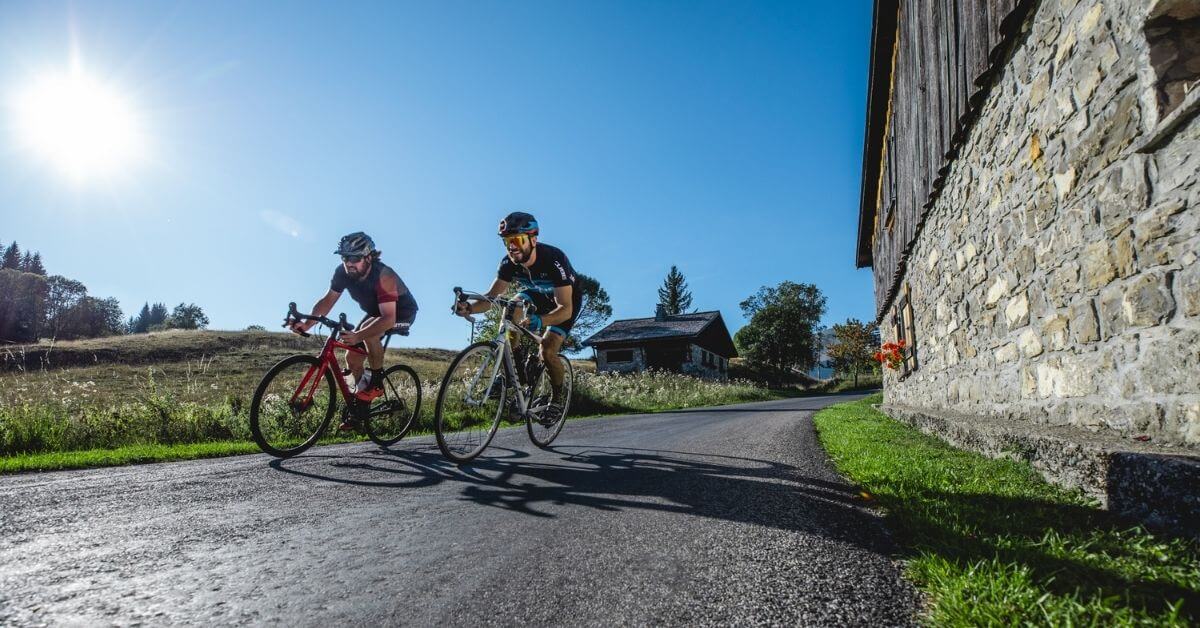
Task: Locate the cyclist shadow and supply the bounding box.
[453,445,895,553]
[266,443,534,489]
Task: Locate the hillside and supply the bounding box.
[0,329,457,372]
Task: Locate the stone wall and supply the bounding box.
[681,344,728,380]
[882,0,1200,449]
[595,347,645,374]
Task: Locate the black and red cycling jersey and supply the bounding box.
[330,260,418,324]
[497,242,582,334]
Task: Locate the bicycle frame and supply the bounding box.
[291,334,367,409]
[457,290,549,418]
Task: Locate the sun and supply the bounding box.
[12,69,146,181]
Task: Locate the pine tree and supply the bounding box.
[26,253,46,275]
[147,302,169,330]
[19,251,33,272]
[132,302,152,333]
[2,242,20,270]
[656,265,693,316]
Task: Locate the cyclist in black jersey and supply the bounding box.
[453,212,580,413]
[290,232,418,426]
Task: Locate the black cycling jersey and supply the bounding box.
[497,242,582,333]
[330,260,418,324]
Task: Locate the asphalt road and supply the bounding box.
[0,393,918,626]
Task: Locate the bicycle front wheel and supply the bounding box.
[250,355,337,458]
[527,354,573,448]
[434,341,506,464]
[365,364,422,447]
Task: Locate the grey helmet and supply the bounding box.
[335,232,376,257]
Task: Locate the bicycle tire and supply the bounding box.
[250,355,337,458]
[365,364,422,447]
[434,341,507,464]
[527,354,573,448]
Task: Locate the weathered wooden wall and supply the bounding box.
[868,0,1034,319]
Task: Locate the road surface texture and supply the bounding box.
[0,393,918,626]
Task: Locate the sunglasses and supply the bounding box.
[502,234,531,248]
[341,255,365,263]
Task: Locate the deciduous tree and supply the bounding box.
[734,281,826,373]
[828,318,878,386]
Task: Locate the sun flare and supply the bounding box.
[12,69,146,181]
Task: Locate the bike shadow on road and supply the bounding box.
[269,442,897,555]
[267,442,542,489]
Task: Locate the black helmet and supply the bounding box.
[335,232,376,257]
[498,212,538,237]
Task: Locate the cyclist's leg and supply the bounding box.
[540,305,577,399]
[345,315,375,383]
[539,329,566,392]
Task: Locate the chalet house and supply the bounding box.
[583,306,737,380]
[857,0,1198,530]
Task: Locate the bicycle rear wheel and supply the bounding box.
[434,342,506,463]
[365,364,422,447]
[527,354,572,448]
[250,355,336,458]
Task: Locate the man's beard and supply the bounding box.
[346,262,370,280]
[508,247,531,264]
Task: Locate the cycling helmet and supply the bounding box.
[335,232,376,257]
[498,212,538,237]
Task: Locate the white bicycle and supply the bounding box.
[433,287,574,464]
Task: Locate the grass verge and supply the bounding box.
[1,368,786,473]
[813,394,1200,626]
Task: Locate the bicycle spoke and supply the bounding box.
[436,343,506,463]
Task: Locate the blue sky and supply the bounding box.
[0,1,875,351]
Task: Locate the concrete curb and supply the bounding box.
[882,403,1200,538]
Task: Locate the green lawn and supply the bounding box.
[813,395,1200,627]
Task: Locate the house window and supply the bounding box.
[1145,2,1200,121]
[607,349,634,363]
[891,285,918,377]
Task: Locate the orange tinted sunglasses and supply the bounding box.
[502,234,531,248]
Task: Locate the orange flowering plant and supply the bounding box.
[873,339,907,371]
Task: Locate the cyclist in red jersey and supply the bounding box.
[290,233,418,427]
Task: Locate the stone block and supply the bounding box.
[996,343,1019,364]
[1006,292,1032,328]
[1181,260,1200,317]
[1070,299,1100,343]
[1176,402,1200,445]
[1134,199,1188,268]
[1071,65,1103,106]
[1054,167,1077,201]
[1135,329,1200,395]
[1044,314,1071,350]
[1071,401,1165,433]
[1078,3,1103,36]
[1048,262,1081,307]
[1014,246,1037,281]
[1021,366,1038,398]
[1019,328,1045,357]
[986,277,1009,307]
[1113,229,1136,278]
[1082,241,1117,290]
[1098,284,1126,338]
[1122,271,1175,328]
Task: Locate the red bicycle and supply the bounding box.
[249,302,422,458]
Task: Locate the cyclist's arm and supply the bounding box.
[294,289,340,332]
[540,285,574,326]
[466,278,509,315]
[311,289,340,318]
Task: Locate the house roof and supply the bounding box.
[583,311,735,356]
